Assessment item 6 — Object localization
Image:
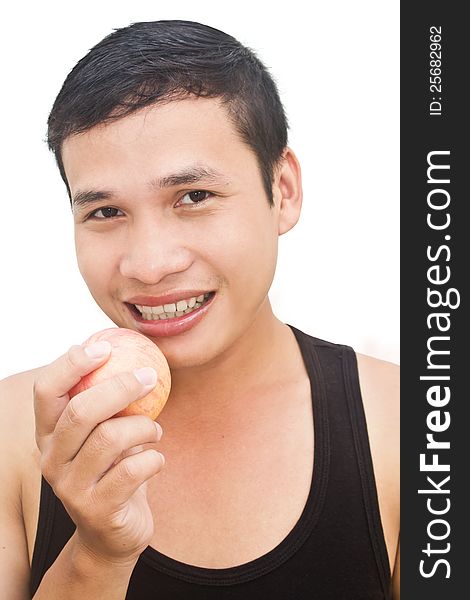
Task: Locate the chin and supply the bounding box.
[162,331,231,372]
[163,349,215,372]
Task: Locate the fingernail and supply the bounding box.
[155,422,163,440]
[84,341,111,358]
[134,367,157,387]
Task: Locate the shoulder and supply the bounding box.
[0,367,43,429]
[355,352,399,411]
[354,352,399,481]
[355,353,400,571]
[0,366,44,428]
[355,352,400,444]
[0,368,45,592]
[0,366,44,476]
[0,366,45,394]
[0,367,48,492]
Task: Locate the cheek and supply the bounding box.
[206,207,278,298]
[74,234,117,294]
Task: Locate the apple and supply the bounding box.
[69,328,171,420]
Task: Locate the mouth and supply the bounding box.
[126,291,216,338]
[127,292,215,321]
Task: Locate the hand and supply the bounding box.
[33,341,165,566]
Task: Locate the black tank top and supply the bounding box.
[30,325,392,599]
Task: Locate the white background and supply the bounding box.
[0,0,399,380]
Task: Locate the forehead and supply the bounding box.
[61,97,256,193]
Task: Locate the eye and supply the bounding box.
[87,207,124,220]
[177,190,212,206]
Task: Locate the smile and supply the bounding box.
[134,292,213,320]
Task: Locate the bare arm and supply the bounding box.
[1,340,165,599]
[0,373,127,600]
[0,375,32,600]
[356,354,400,578]
[32,532,136,599]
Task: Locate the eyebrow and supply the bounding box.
[72,190,114,209]
[150,166,230,189]
[71,166,231,208]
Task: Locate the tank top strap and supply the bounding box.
[289,326,391,596]
[341,344,392,590]
[30,476,76,597]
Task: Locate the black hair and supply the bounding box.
[47,20,289,206]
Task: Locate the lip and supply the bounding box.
[126,292,216,338]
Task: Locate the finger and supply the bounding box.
[34,342,112,440]
[49,368,158,466]
[70,416,162,487]
[94,448,165,506]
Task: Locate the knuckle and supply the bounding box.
[65,396,88,427]
[145,450,165,476]
[108,512,128,534]
[119,456,141,482]
[51,479,68,502]
[153,451,165,471]
[95,421,120,450]
[110,372,135,398]
[49,472,84,514]
[85,486,106,516]
[133,415,157,438]
[41,460,68,501]
[63,489,84,515]
[39,450,55,481]
[59,488,81,517]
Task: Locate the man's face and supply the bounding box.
[63,98,283,370]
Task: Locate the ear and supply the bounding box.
[272,147,303,235]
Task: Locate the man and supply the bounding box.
[0,20,399,599]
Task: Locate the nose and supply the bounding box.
[119,218,193,284]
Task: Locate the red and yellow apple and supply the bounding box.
[69,328,171,420]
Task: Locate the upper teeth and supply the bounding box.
[135,293,210,320]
